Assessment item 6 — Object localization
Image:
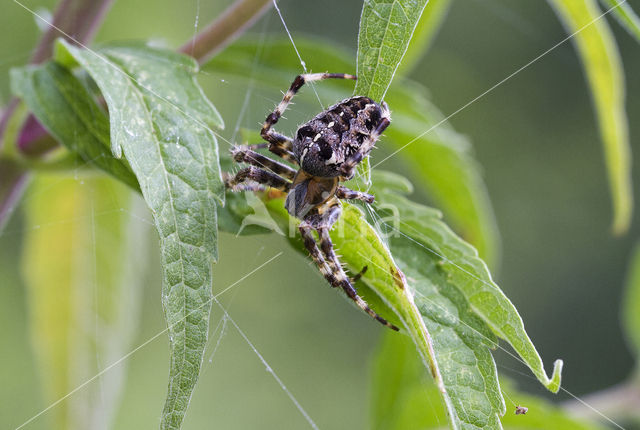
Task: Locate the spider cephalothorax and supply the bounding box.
[225,73,397,331]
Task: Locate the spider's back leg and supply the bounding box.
[299,203,399,331]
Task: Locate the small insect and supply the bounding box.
[225,73,398,330]
[515,405,528,415]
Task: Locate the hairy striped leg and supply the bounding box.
[225,166,290,192]
[231,146,296,180]
[317,226,398,331]
[336,186,375,203]
[261,73,357,164]
[299,206,399,331]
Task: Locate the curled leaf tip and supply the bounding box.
[547,359,564,393]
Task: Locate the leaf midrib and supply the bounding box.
[126,71,190,399]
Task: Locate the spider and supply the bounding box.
[225,73,398,331]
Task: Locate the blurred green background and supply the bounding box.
[1,0,639,429]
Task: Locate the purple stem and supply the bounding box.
[0,163,30,232]
[1,0,116,153]
[0,0,115,229]
[30,0,115,65]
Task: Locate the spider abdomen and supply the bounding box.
[293,96,387,178]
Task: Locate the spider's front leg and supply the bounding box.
[336,186,375,204]
[299,204,399,331]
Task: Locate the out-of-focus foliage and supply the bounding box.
[622,243,640,365]
[601,0,640,43]
[21,173,148,430]
[549,0,632,234]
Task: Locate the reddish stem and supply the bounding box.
[179,0,272,63]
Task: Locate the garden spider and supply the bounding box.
[225,73,398,331]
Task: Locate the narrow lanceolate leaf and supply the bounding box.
[10,62,138,189]
[335,203,504,429]
[254,168,560,428]
[355,0,429,101]
[22,173,147,430]
[549,0,632,234]
[622,243,640,364]
[370,171,563,395]
[55,39,224,429]
[600,0,640,44]
[354,0,429,186]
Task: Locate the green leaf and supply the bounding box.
[206,36,499,263]
[261,195,449,406]
[622,242,640,365]
[383,81,500,264]
[255,171,556,429]
[55,39,224,429]
[371,332,602,430]
[390,241,504,428]
[21,173,147,430]
[548,0,633,234]
[355,0,429,101]
[600,0,640,44]
[370,171,563,396]
[396,0,452,75]
[10,62,138,189]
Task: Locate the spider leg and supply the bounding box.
[231,146,296,180]
[222,181,267,193]
[339,103,391,179]
[299,201,398,331]
[225,166,290,192]
[242,141,298,165]
[351,265,368,283]
[261,73,357,165]
[316,226,398,331]
[336,186,375,204]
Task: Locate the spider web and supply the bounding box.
[0,0,633,429]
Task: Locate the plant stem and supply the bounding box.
[30,0,115,64]
[0,162,29,232]
[0,0,115,229]
[179,0,272,63]
[1,0,116,153]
